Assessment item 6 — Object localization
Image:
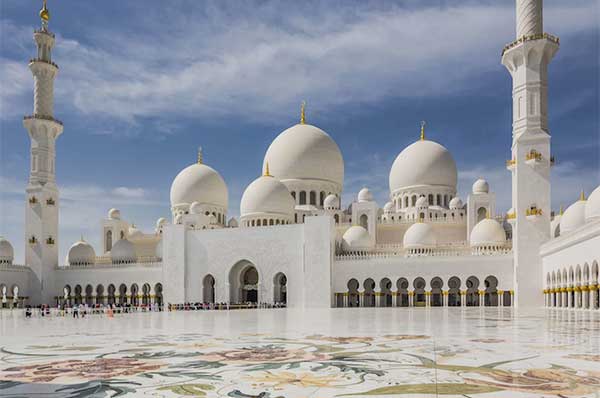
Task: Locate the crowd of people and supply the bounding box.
[14,301,287,318]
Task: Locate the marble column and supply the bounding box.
[425,292,431,307]
[442,291,448,307]
[509,290,514,307]
[461,291,467,307]
[374,289,381,307]
[479,290,485,307]
[498,290,504,307]
[343,293,348,308]
[408,291,414,307]
[358,290,365,307]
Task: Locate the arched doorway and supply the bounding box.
[107,284,115,305]
[229,261,259,304]
[273,273,287,305]
[380,278,393,307]
[154,283,163,307]
[466,276,480,306]
[119,284,127,305]
[96,285,104,305]
[142,283,151,305]
[448,277,461,306]
[347,279,359,307]
[203,274,216,303]
[396,278,409,307]
[74,285,83,305]
[85,284,94,306]
[430,277,443,306]
[363,278,376,307]
[130,284,139,306]
[413,277,426,307]
[477,207,486,222]
[484,276,499,306]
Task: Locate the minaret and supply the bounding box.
[502,0,559,307]
[23,0,63,305]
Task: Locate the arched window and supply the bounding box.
[359,214,368,229]
[299,191,307,205]
[428,194,433,205]
[320,191,325,206]
[105,230,112,252]
[269,219,274,225]
[294,214,298,223]
[477,207,486,222]
[334,214,339,224]
[310,191,317,205]
[411,195,417,206]
[436,194,441,205]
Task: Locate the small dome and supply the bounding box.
[128,226,143,240]
[189,201,202,214]
[108,208,121,220]
[67,240,96,266]
[240,175,295,219]
[0,237,14,264]
[174,214,183,225]
[403,222,436,248]
[156,217,167,228]
[560,197,587,235]
[415,196,428,209]
[383,201,394,213]
[263,123,344,188]
[389,139,457,194]
[585,186,600,222]
[470,218,507,247]
[357,187,374,202]
[342,226,373,252]
[110,239,136,264]
[228,217,239,228]
[323,194,339,210]
[472,178,489,194]
[170,161,228,210]
[155,239,162,259]
[449,197,463,210]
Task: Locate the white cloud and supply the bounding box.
[0,1,596,126]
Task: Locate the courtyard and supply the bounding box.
[0,307,599,397]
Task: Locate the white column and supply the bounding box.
[480,291,486,307]
[461,291,466,307]
[498,290,504,307]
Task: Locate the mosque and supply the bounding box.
[1,0,598,311]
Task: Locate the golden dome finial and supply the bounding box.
[580,189,586,201]
[197,146,203,164]
[559,205,564,216]
[420,121,426,141]
[263,162,272,177]
[300,101,306,125]
[40,0,50,25]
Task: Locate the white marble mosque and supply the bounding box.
[1,0,599,314]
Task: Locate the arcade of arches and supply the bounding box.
[336,276,512,308]
[545,261,600,310]
[58,283,163,307]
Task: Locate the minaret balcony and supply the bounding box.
[23,114,63,126]
[506,159,516,171]
[525,150,543,167]
[46,236,55,245]
[501,33,560,56]
[46,198,55,206]
[28,58,59,70]
[28,236,37,245]
[29,196,38,205]
[525,206,543,221]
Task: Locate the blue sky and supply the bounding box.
[1,0,598,264]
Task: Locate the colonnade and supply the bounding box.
[544,285,599,310]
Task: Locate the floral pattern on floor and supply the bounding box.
[0,308,598,397]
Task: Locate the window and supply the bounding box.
[299,191,307,205]
[320,191,325,206]
[310,191,316,205]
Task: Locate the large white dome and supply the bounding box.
[110,239,137,264]
[470,218,507,247]
[585,186,600,222]
[389,139,457,194]
[560,197,587,235]
[0,237,14,264]
[263,123,344,187]
[67,240,96,266]
[403,222,436,248]
[240,175,295,219]
[342,226,373,252]
[170,162,228,209]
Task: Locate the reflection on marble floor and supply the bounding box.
[0,308,599,397]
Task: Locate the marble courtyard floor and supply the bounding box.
[0,308,599,397]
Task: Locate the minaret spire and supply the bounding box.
[300,101,306,125]
[24,0,63,305]
[420,121,426,141]
[502,0,558,308]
